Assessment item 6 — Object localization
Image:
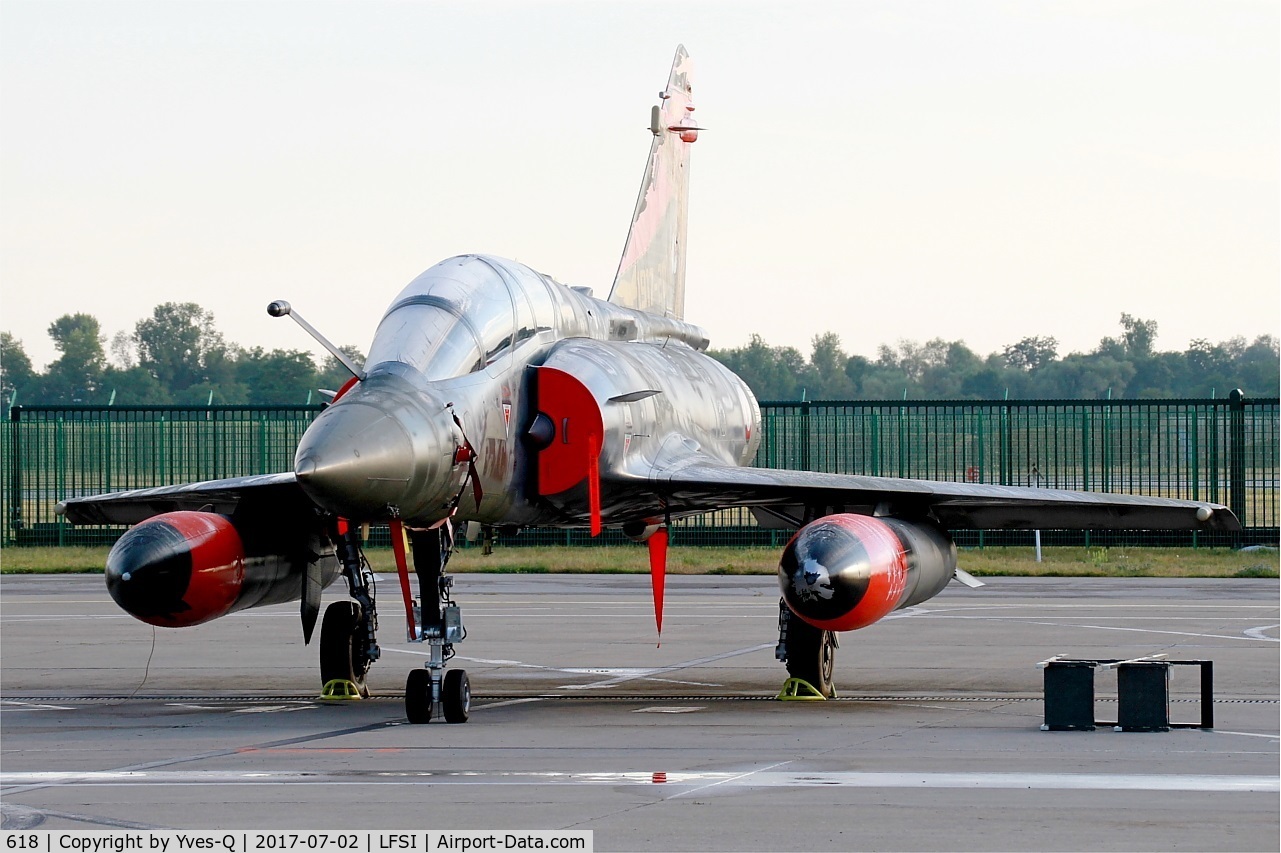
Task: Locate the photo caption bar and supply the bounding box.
[0,833,592,853]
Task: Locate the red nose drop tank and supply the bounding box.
[779,514,956,632]
[105,511,245,627]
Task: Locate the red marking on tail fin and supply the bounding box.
[610,45,695,321]
[648,527,668,641]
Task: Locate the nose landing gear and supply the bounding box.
[402,524,469,724]
[318,521,470,722]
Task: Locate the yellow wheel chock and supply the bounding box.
[777,677,833,701]
[319,679,363,701]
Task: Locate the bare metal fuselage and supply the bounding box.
[293,253,761,530]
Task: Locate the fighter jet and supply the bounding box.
[58,46,1239,723]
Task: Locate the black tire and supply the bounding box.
[405,669,432,724]
[785,616,836,697]
[443,669,471,723]
[320,601,370,698]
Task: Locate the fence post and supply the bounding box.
[1080,407,1091,491]
[7,407,21,545]
[259,414,268,474]
[897,404,907,478]
[999,402,1011,486]
[55,416,65,547]
[976,412,985,482]
[1228,389,1246,536]
[870,408,881,475]
[1208,401,1220,506]
[800,401,811,472]
[211,408,221,479]
[1189,404,1200,502]
[1102,401,1113,493]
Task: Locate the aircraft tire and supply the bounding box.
[785,617,836,698]
[320,601,370,698]
[443,669,471,724]
[405,669,432,724]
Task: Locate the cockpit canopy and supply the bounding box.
[366,256,550,380]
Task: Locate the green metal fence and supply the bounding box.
[3,406,318,547]
[3,395,1277,549]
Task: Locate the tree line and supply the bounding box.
[709,314,1277,401]
[1,306,1276,412]
[1,304,362,411]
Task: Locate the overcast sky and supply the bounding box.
[2,0,1277,372]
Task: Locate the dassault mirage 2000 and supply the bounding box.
[59,46,1239,723]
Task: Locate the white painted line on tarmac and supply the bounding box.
[3,769,1273,792]
[669,760,795,799]
[923,604,1277,611]
[564,643,775,689]
[1243,624,1280,641]
[382,648,726,688]
[475,697,545,710]
[380,644,764,690]
[632,706,705,714]
[1,615,131,621]
[231,704,312,714]
[883,606,930,619]
[915,616,1277,621]
[1211,730,1280,741]
[927,615,1278,643]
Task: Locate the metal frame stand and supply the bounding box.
[1038,656,1214,731]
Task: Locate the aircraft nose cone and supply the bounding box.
[295,401,418,519]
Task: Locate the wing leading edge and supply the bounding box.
[615,457,1240,532]
[56,472,309,526]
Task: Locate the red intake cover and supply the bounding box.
[536,367,604,496]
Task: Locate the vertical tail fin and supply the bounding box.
[608,45,698,321]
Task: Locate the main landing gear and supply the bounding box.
[319,522,470,722]
[775,600,837,699]
[320,527,380,699]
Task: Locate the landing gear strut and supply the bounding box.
[403,524,469,724]
[320,527,380,698]
[776,599,837,698]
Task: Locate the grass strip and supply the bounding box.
[2,544,1275,578]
